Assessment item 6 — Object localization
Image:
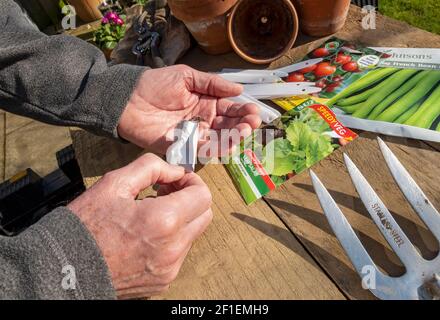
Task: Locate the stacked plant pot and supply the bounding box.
[168,0,351,63]
[167,0,238,55]
[291,0,351,36]
[68,0,103,22]
[228,0,299,64]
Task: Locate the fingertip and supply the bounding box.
[237,123,253,139]
[229,143,238,156]
[230,82,244,96]
[240,103,260,115]
[224,102,261,118]
[163,162,187,179]
[241,114,262,129]
[214,76,243,98]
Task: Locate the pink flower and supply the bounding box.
[101,17,109,24]
[115,18,124,26]
[105,11,118,21]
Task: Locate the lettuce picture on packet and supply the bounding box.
[225,101,357,204]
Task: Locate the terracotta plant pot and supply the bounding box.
[168,0,238,55]
[68,0,102,23]
[227,0,299,64]
[291,0,351,36]
[168,0,238,22]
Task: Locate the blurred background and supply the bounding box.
[14,0,439,35]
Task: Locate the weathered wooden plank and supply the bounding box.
[259,5,440,299]
[70,128,345,299]
[264,133,440,299]
[157,164,345,300]
[5,122,71,179]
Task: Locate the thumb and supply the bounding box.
[189,68,243,98]
[115,153,185,197]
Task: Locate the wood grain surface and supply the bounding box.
[70,5,440,299]
[265,133,440,299]
[70,129,344,299]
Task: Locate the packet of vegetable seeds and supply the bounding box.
[274,38,440,143]
[225,101,357,204]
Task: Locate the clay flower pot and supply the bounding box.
[168,0,238,22]
[227,0,299,64]
[168,0,238,55]
[291,0,351,36]
[68,0,103,22]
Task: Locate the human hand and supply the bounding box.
[117,64,261,155]
[68,153,212,299]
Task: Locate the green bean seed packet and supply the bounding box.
[274,38,440,143]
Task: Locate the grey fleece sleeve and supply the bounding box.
[0,0,127,299]
[0,0,146,138]
[0,207,116,299]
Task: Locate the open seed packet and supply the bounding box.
[275,38,440,143]
[226,102,357,204]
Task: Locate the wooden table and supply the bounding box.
[70,6,440,300]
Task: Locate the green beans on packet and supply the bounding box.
[274,38,440,143]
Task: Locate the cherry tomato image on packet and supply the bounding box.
[312,47,330,58]
[325,81,342,93]
[335,53,352,65]
[298,64,318,74]
[314,62,337,78]
[332,75,344,82]
[315,78,328,88]
[342,61,359,72]
[286,72,305,82]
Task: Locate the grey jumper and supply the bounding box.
[0,0,146,299]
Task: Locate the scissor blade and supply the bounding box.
[310,170,399,300]
[243,83,321,99]
[218,73,282,84]
[343,153,421,270]
[274,58,323,74]
[377,137,440,241]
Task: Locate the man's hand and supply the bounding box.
[67,153,212,299]
[117,64,262,154]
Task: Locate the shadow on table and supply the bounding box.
[291,182,439,261]
[356,131,440,152]
[231,212,376,300]
[267,198,407,277]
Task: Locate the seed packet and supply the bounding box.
[274,38,440,143]
[225,101,357,204]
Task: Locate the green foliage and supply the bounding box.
[380,0,440,35]
[59,0,66,10]
[262,110,335,179]
[93,17,126,50]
